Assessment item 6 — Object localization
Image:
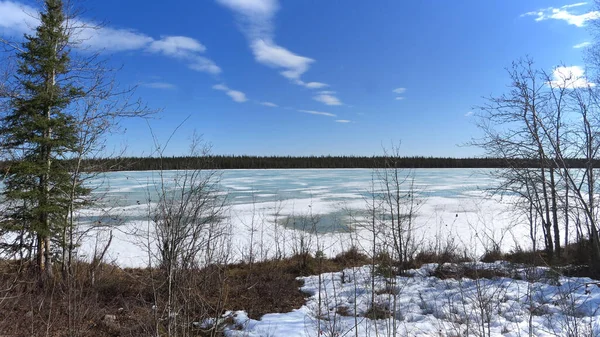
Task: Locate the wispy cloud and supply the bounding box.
[464,111,474,117]
[251,39,313,80]
[148,36,206,56]
[147,36,220,73]
[298,109,336,117]
[393,87,406,100]
[140,81,176,90]
[213,84,248,102]
[73,25,153,52]
[260,101,278,107]
[186,56,221,74]
[216,0,326,88]
[335,119,351,123]
[304,82,328,89]
[0,1,39,36]
[313,93,342,106]
[0,1,221,74]
[573,41,592,48]
[548,65,595,88]
[522,3,600,27]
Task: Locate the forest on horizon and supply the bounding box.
[1,155,593,171]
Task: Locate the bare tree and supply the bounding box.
[473,58,600,272]
[148,133,229,336]
[472,59,562,259]
[377,143,421,268]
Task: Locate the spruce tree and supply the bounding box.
[0,0,84,278]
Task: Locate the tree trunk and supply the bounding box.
[564,178,569,249]
[44,236,53,279]
[540,166,554,259]
[37,235,44,272]
[550,168,560,258]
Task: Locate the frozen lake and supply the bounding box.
[2,168,522,267]
[86,168,498,225]
[93,168,496,204]
[72,168,524,267]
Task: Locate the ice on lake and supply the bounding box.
[1,168,525,267]
[68,168,529,267]
[89,168,496,215]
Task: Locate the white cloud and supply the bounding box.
[393,88,406,100]
[144,36,221,74]
[140,82,176,89]
[294,80,330,89]
[213,84,248,102]
[0,1,221,74]
[0,1,38,35]
[87,31,221,73]
[562,2,588,9]
[573,41,592,48]
[148,36,206,57]
[188,56,222,74]
[548,65,595,88]
[0,4,154,53]
[335,119,351,123]
[464,111,474,117]
[313,94,342,106]
[260,101,277,107]
[227,90,247,102]
[216,0,279,22]
[304,82,329,89]
[213,84,228,91]
[298,109,336,117]
[251,39,313,81]
[74,25,154,52]
[216,0,326,87]
[522,3,600,27]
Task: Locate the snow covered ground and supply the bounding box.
[223,262,600,337]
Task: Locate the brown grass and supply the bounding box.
[4,240,596,336]
[0,249,370,336]
[364,303,391,320]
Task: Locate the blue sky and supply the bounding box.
[0,0,597,157]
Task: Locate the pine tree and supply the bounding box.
[0,0,85,279]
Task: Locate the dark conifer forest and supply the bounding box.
[0,155,590,172]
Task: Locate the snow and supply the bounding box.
[71,169,528,268]
[223,262,600,337]
[4,169,599,336]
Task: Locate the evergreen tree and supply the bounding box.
[0,0,85,278]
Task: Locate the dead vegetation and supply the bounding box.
[2,238,600,336]
[0,248,370,336]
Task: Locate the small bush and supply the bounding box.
[374,252,396,278]
[332,246,370,267]
[504,247,545,265]
[481,247,504,263]
[375,283,399,295]
[364,303,391,320]
[413,249,471,266]
[431,264,510,280]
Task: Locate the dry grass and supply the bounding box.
[0,249,370,336]
[4,241,596,336]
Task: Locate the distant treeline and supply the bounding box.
[1,156,598,172]
[88,156,505,170]
[0,156,592,172]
